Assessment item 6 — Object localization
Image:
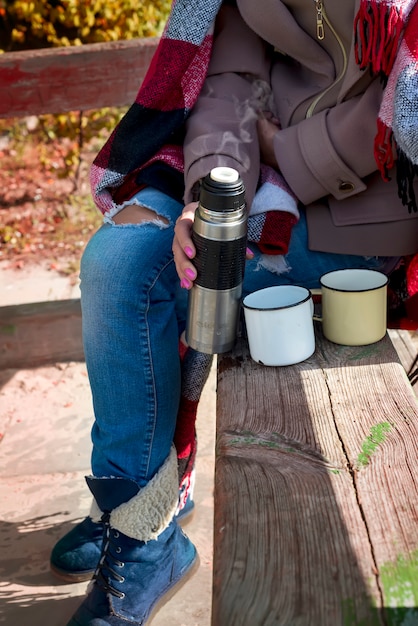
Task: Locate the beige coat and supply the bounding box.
[183,0,418,256]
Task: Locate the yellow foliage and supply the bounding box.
[0,0,173,188]
[0,0,172,51]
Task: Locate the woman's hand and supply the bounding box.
[173,200,255,290]
[173,202,199,290]
[257,112,280,169]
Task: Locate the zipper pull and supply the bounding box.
[314,0,325,40]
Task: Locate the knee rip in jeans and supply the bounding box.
[110,203,170,228]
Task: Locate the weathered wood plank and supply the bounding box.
[388,328,418,376]
[0,37,159,117]
[214,328,418,625]
[321,338,418,622]
[0,298,83,368]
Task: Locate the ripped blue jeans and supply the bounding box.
[80,187,390,483]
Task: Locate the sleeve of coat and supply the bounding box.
[183,4,271,206]
[273,78,385,205]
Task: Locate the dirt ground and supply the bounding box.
[0,133,98,274]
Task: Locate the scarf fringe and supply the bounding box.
[354,0,404,77]
[396,148,418,213]
[374,117,395,181]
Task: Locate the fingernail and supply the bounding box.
[180,278,191,289]
[246,247,254,257]
[185,268,196,279]
[184,246,194,258]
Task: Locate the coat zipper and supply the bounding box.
[314,0,325,40]
[306,3,348,118]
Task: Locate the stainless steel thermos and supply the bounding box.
[185,166,247,354]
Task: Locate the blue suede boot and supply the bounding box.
[50,516,104,583]
[51,462,195,583]
[50,472,195,583]
[66,449,198,626]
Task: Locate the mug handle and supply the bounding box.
[310,288,322,322]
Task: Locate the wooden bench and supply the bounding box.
[214,327,418,625]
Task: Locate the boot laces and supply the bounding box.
[93,512,126,599]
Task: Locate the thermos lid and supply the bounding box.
[200,167,246,212]
[210,167,239,184]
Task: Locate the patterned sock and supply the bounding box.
[174,343,213,510]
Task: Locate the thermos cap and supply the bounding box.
[200,167,246,213]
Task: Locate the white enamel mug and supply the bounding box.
[243,285,315,366]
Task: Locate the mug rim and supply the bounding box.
[319,268,388,293]
[243,285,312,311]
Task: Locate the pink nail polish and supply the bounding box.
[185,268,196,280]
[180,278,191,289]
[184,246,194,258]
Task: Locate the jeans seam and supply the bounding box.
[142,255,177,480]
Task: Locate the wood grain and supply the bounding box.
[214,327,418,625]
[0,299,83,368]
[388,328,418,375]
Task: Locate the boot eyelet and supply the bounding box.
[116,547,122,554]
[113,531,120,538]
[119,592,125,599]
[119,577,125,583]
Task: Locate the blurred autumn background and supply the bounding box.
[0,0,171,274]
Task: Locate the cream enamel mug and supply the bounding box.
[316,269,388,346]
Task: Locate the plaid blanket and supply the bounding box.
[90,0,300,255]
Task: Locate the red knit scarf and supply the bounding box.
[355,0,418,212]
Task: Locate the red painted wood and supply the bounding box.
[0,37,159,117]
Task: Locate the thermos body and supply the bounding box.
[185,167,247,354]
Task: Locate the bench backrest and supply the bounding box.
[0,37,159,118]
